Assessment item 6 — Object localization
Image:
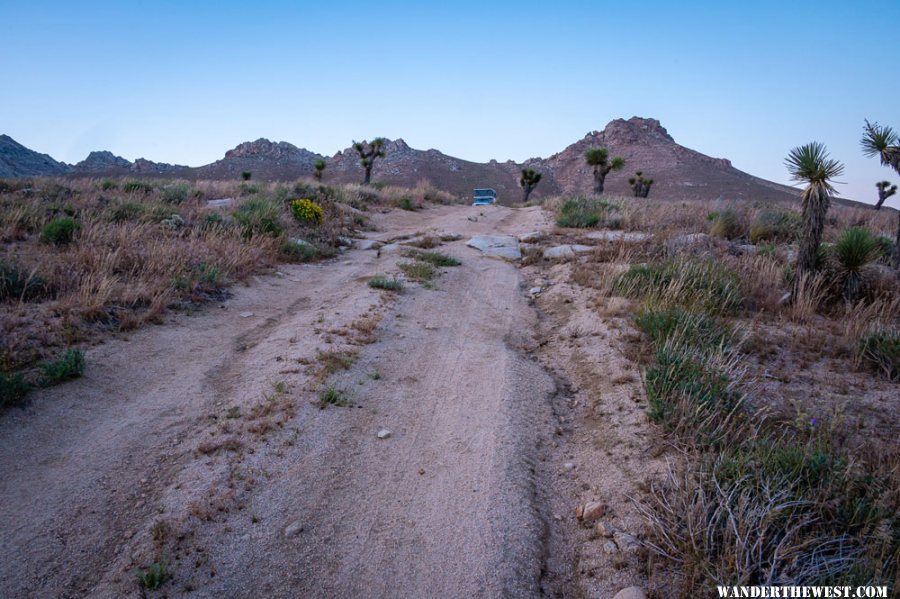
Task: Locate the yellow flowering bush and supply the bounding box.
[289,198,324,226]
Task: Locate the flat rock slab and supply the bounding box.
[466,235,521,261]
[206,198,234,208]
[543,244,593,259]
[357,239,384,251]
[582,230,650,242]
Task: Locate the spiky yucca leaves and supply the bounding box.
[628,171,654,198]
[584,147,625,195]
[833,227,882,301]
[352,138,386,185]
[874,180,897,210]
[313,159,326,181]
[861,120,900,175]
[785,142,844,282]
[519,168,542,202]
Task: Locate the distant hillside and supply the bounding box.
[189,139,323,181]
[529,117,798,203]
[1,119,803,203]
[0,135,70,178]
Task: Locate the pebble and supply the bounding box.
[239,311,254,318]
[603,540,619,554]
[529,286,542,295]
[577,501,607,523]
[284,521,304,538]
[376,429,392,439]
[563,462,576,470]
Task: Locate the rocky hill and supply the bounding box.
[0,135,70,178]
[189,139,323,181]
[0,119,801,203]
[529,117,797,202]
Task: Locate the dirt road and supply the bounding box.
[0,205,568,598]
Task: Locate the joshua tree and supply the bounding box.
[241,171,252,181]
[861,120,900,174]
[861,120,900,268]
[313,159,326,181]
[785,142,844,281]
[584,148,624,195]
[628,171,654,198]
[352,138,386,185]
[519,168,542,203]
[875,180,897,210]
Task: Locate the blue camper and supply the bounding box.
[472,188,497,206]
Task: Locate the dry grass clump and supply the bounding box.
[549,195,900,594]
[0,176,420,377]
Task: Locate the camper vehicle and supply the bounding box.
[472,188,497,206]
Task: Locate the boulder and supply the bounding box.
[518,231,543,243]
[667,233,710,252]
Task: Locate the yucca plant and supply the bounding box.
[313,159,326,181]
[584,147,625,195]
[628,171,653,198]
[352,138,386,185]
[833,227,882,301]
[519,168,542,202]
[785,142,844,282]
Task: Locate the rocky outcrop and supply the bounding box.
[73,151,131,173]
[193,138,323,180]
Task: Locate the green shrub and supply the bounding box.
[288,198,324,226]
[232,198,284,237]
[280,239,319,263]
[99,178,118,191]
[0,261,48,301]
[368,276,403,291]
[399,197,415,211]
[833,227,883,300]
[709,209,745,240]
[106,201,145,223]
[634,308,730,349]
[318,385,349,407]
[136,562,170,590]
[749,209,801,244]
[160,182,189,204]
[0,371,31,410]
[241,171,252,181]
[555,197,618,228]
[122,180,153,194]
[41,349,86,385]
[41,217,79,245]
[398,261,436,282]
[857,328,900,381]
[613,259,743,314]
[410,251,461,267]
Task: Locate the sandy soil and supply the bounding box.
[0,204,615,599]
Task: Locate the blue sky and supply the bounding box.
[1,0,898,203]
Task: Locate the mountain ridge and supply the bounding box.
[0,118,800,203]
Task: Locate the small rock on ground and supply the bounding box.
[612,587,647,599]
[284,521,303,537]
[239,312,255,318]
[376,429,392,439]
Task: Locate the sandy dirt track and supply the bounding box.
[0,205,576,598]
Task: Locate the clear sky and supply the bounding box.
[2,0,898,204]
